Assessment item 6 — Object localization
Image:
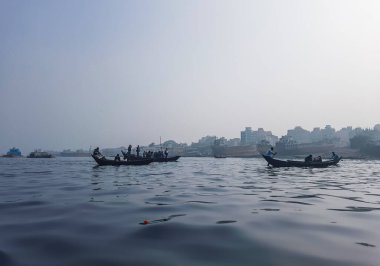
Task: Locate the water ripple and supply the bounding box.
[0,157,379,266]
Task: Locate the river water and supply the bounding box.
[0,157,379,266]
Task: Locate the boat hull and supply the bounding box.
[92,155,152,166]
[262,155,342,168]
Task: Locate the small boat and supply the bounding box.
[2,147,22,158]
[92,155,152,166]
[214,155,227,158]
[27,150,53,158]
[262,154,342,168]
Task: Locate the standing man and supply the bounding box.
[93,147,100,156]
[164,148,168,159]
[127,145,132,156]
[136,145,140,157]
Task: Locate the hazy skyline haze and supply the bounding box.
[1,0,380,153]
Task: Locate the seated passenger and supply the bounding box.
[93,147,100,156]
[266,147,277,158]
[331,152,339,160]
[114,154,121,161]
[305,154,313,162]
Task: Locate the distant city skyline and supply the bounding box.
[1,123,379,154]
[1,1,380,154]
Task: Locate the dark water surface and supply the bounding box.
[0,157,379,266]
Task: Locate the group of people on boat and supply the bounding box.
[304,152,339,162]
[265,147,339,163]
[304,154,322,162]
[93,146,169,161]
[142,149,168,159]
[124,145,169,159]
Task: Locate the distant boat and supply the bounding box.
[2,147,22,158]
[27,150,53,158]
[92,154,152,166]
[214,155,227,158]
[262,154,342,168]
[60,149,90,157]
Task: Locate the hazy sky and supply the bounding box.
[1,0,380,153]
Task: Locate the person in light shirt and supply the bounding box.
[266,147,277,158]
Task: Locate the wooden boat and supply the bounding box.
[214,155,227,158]
[92,155,152,166]
[262,154,342,168]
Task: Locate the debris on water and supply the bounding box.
[139,214,186,225]
[216,220,236,224]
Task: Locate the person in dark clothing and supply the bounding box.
[164,148,168,159]
[114,154,121,161]
[93,147,100,156]
[136,145,140,157]
[305,154,313,162]
[127,145,132,156]
[331,152,339,160]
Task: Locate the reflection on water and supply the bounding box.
[0,157,379,266]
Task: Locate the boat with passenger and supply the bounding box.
[91,147,152,166]
[92,154,152,166]
[262,154,342,168]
